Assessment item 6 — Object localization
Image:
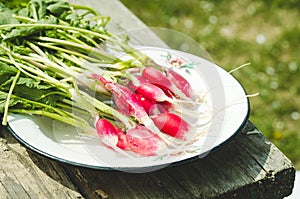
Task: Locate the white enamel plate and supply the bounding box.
[7,47,249,171]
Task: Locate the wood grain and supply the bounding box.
[0,129,83,199]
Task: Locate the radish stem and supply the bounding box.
[2,70,21,126]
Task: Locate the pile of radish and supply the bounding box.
[91,65,210,156]
[0,0,212,158]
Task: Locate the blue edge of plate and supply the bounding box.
[6,84,250,172]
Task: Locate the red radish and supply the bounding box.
[159,86,175,98]
[92,74,148,121]
[134,93,155,113]
[95,118,127,150]
[115,92,158,116]
[152,112,191,140]
[142,67,172,89]
[135,83,197,113]
[126,126,167,156]
[113,94,132,116]
[115,127,129,150]
[166,69,194,98]
[142,67,189,100]
[128,75,149,91]
[111,84,149,121]
[136,83,170,102]
[96,118,118,140]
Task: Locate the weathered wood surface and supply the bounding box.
[0,0,296,198]
[0,121,295,199]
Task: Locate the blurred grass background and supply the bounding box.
[120,0,300,169]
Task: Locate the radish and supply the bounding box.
[111,84,150,121]
[131,70,173,98]
[115,127,129,150]
[134,93,155,114]
[92,74,147,120]
[166,69,194,98]
[135,83,199,113]
[142,67,172,90]
[113,94,132,116]
[95,118,127,150]
[151,112,191,140]
[159,86,175,98]
[113,93,165,116]
[127,75,149,91]
[136,83,169,102]
[142,67,190,100]
[126,125,167,156]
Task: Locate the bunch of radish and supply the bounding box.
[91,65,208,157]
[0,0,211,158]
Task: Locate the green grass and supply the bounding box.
[121,0,300,169]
